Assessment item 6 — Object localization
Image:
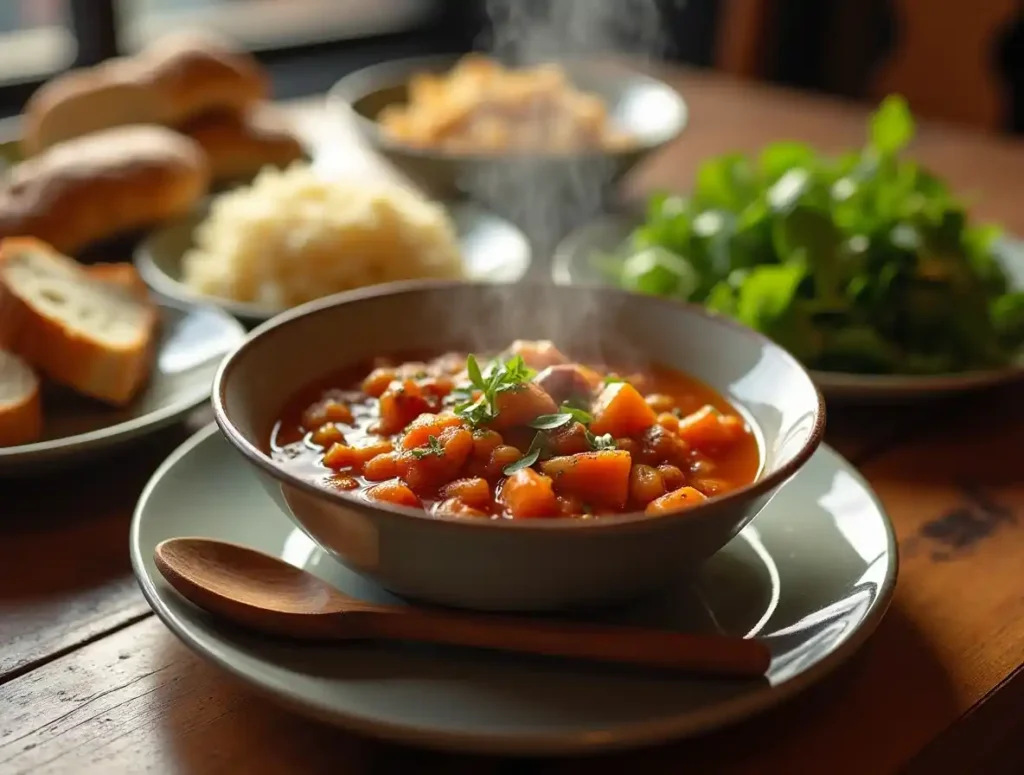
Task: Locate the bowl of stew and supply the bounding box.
[212,281,824,612]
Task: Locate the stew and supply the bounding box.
[271,341,759,519]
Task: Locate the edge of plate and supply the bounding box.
[130,423,899,756]
[0,300,246,470]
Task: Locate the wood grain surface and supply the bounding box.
[2,67,1024,775]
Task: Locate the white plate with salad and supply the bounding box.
[552,97,1024,401]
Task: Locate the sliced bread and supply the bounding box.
[0,348,42,446]
[0,238,158,406]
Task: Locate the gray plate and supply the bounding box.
[0,300,246,475]
[552,211,1024,402]
[130,424,897,756]
[135,201,533,328]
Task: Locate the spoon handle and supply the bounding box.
[356,608,771,678]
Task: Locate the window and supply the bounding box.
[0,1,76,85]
[115,0,441,53]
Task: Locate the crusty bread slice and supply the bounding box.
[0,348,42,446]
[0,238,158,407]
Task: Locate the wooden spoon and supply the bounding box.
[154,537,771,678]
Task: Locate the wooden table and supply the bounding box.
[3,67,1024,775]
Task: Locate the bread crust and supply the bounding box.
[23,31,269,155]
[0,350,42,447]
[180,106,306,181]
[0,125,210,255]
[0,238,158,407]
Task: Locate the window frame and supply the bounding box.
[0,0,464,119]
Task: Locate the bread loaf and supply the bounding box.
[180,107,305,182]
[0,349,42,446]
[22,31,269,155]
[0,125,209,255]
[0,238,159,406]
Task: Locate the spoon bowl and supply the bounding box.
[155,537,772,677]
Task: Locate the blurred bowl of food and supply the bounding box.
[327,54,688,202]
[212,281,824,612]
[135,163,533,327]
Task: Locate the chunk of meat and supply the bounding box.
[366,480,421,508]
[645,486,708,516]
[677,405,747,452]
[532,364,601,405]
[540,450,632,509]
[500,468,559,518]
[590,382,658,438]
[489,382,558,430]
[507,340,568,370]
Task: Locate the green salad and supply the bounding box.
[602,97,1024,375]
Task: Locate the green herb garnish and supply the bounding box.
[503,433,546,475]
[560,403,593,425]
[410,434,445,459]
[599,95,1024,375]
[584,429,616,451]
[454,354,538,427]
[529,413,573,430]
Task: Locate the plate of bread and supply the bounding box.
[0,31,307,257]
[0,237,245,473]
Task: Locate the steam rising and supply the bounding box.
[464,0,671,360]
[467,0,670,254]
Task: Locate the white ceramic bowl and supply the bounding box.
[212,281,825,612]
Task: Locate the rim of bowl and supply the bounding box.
[212,279,826,533]
[326,53,689,164]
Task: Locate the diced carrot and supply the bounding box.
[362,367,397,397]
[363,452,399,482]
[677,405,747,451]
[433,497,488,518]
[507,340,568,369]
[471,429,504,461]
[310,422,346,448]
[440,477,492,509]
[366,480,421,508]
[500,468,559,518]
[485,445,523,478]
[629,463,667,507]
[396,426,475,492]
[302,398,354,429]
[590,382,658,438]
[645,486,708,516]
[656,412,680,433]
[539,450,632,510]
[323,438,394,470]
[375,379,434,435]
[400,412,465,450]
[490,382,558,430]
